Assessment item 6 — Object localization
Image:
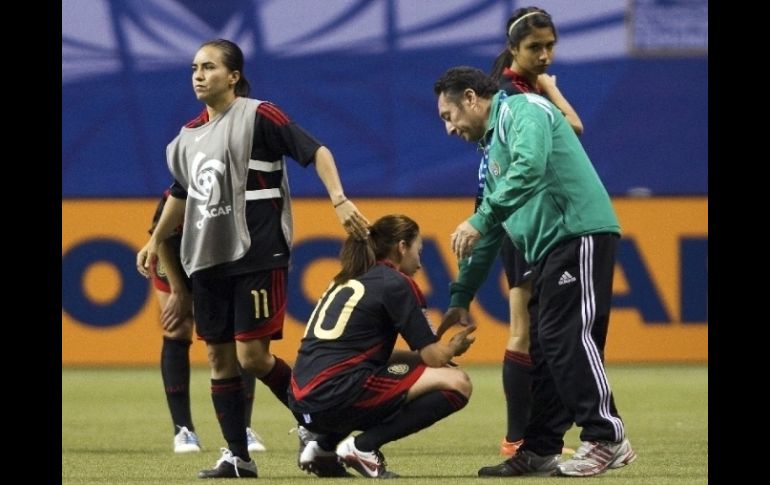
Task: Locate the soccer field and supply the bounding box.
[62,364,707,484]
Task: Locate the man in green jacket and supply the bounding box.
[433,66,636,478]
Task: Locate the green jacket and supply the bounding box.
[450,91,620,308]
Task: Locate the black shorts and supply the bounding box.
[293,361,426,435]
[500,237,533,288]
[192,267,287,343]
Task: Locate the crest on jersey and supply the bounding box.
[156,260,167,278]
[490,160,501,177]
[387,364,409,375]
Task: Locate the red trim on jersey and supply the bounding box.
[290,344,385,400]
[501,67,540,94]
[257,102,290,126]
[185,108,209,128]
[377,260,427,306]
[255,171,281,211]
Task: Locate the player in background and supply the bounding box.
[441,6,584,459]
[148,190,266,454]
[136,39,370,479]
[289,214,476,479]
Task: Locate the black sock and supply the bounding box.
[161,337,194,434]
[239,365,256,426]
[318,431,349,452]
[503,350,532,442]
[211,376,249,460]
[356,390,468,451]
[258,356,291,409]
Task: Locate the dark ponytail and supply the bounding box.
[334,237,377,284]
[490,49,514,82]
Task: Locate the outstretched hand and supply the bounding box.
[448,324,477,357]
[437,307,471,338]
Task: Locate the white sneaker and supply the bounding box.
[336,436,396,478]
[173,426,201,453]
[245,427,266,452]
[557,437,637,477]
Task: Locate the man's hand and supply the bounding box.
[450,220,481,260]
[437,307,471,338]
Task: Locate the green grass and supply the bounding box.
[62,364,707,484]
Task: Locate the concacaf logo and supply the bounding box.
[387,364,409,375]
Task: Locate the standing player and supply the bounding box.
[443,6,584,459]
[289,214,476,478]
[149,189,266,454]
[136,39,370,479]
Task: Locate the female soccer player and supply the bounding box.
[289,214,476,478]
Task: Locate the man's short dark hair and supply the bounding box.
[433,66,499,101]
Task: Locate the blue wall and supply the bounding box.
[62,0,707,198]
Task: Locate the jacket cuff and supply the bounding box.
[449,282,474,308]
[468,212,491,235]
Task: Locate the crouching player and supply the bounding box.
[288,214,476,478]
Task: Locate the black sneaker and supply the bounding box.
[198,448,258,479]
[296,426,351,477]
[477,449,559,477]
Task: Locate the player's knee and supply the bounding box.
[238,352,273,377]
[450,369,473,399]
[164,322,194,341]
[206,347,238,375]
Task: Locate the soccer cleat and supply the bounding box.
[197,448,258,479]
[336,436,398,478]
[174,426,201,453]
[299,440,353,477]
[556,437,637,477]
[296,426,351,477]
[499,437,523,456]
[245,427,267,452]
[477,449,559,477]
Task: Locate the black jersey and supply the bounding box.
[289,261,438,414]
[499,67,539,95]
[170,101,322,277]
